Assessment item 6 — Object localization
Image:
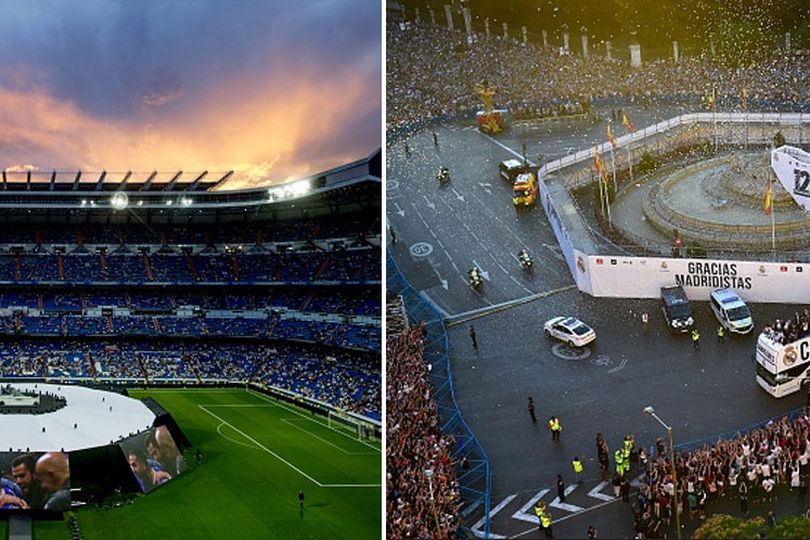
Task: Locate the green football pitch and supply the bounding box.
[32,388,381,540]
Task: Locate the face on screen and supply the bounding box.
[1,451,70,512]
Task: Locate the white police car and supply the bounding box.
[543,316,596,347]
[709,288,753,334]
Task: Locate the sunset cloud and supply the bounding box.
[0,0,380,190]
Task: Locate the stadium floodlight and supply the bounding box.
[180,196,193,207]
[90,200,96,207]
[165,200,173,206]
[137,200,144,206]
[80,199,87,207]
[110,192,129,210]
[288,179,311,197]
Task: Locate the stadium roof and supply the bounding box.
[0,149,380,218]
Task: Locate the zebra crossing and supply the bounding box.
[469,477,637,538]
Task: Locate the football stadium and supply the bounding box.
[0,151,381,539]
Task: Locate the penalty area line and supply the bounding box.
[198,404,323,487]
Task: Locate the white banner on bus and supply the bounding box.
[586,255,810,304]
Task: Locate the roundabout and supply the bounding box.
[388,107,810,538]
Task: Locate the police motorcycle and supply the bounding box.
[518,249,533,270]
[468,266,483,289]
[436,166,450,184]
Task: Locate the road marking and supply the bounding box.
[542,243,566,262]
[393,201,405,217]
[607,357,628,374]
[471,494,515,539]
[450,187,465,202]
[477,132,537,166]
[587,481,616,502]
[511,489,549,523]
[509,275,534,295]
[478,182,492,195]
[549,484,584,512]
[445,285,576,327]
[511,497,623,538]
[423,195,436,209]
[470,260,491,281]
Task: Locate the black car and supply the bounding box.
[661,285,694,333]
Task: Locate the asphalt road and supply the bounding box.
[387,106,808,538]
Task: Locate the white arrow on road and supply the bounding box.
[549,484,584,513]
[511,489,549,523]
[393,202,405,217]
[450,187,465,202]
[477,182,492,195]
[587,481,617,502]
[471,494,514,539]
[422,195,436,210]
[471,260,490,281]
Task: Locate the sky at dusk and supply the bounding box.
[0,0,380,189]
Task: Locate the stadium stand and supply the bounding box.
[0,150,382,421]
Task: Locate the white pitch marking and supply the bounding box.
[587,481,616,502]
[216,422,261,449]
[246,390,380,452]
[549,484,584,512]
[280,419,374,456]
[470,494,516,539]
[511,489,549,523]
[199,404,322,486]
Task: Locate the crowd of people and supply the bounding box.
[387,22,810,132]
[0,247,380,284]
[387,326,460,538]
[761,309,810,345]
[0,339,381,420]
[632,410,810,537]
[0,216,375,246]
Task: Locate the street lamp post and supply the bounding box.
[644,406,682,540]
[425,468,442,536]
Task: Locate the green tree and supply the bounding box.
[693,514,765,539]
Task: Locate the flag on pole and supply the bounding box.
[741,88,748,110]
[621,113,635,133]
[709,85,717,111]
[593,146,609,186]
[599,162,610,186]
[607,124,617,147]
[764,178,773,215]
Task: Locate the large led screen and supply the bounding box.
[118,426,186,493]
[0,451,70,511]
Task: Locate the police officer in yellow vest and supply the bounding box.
[572,457,584,483]
[534,500,545,532]
[691,328,700,349]
[614,449,624,476]
[548,416,562,442]
[540,510,554,538]
[717,324,725,345]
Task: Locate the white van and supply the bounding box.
[709,288,753,334]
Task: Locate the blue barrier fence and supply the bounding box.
[387,254,492,538]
